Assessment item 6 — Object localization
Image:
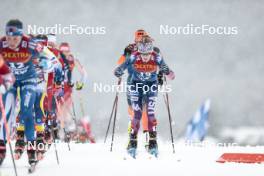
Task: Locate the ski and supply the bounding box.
[28,161,39,174]
[123,150,159,160]
[147,149,159,159]
[123,148,137,160]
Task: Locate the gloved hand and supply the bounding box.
[76,81,84,90]
[160,64,170,75]
[68,81,75,88]
[55,80,62,86]
[124,44,134,56]
[39,59,53,73]
[114,67,124,78]
[54,71,63,85]
[0,84,6,94]
[0,74,15,94]
[166,70,175,80]
[157,71,164,85]
[54,86,64,98]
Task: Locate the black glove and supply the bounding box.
[157,71,164,85]
[124,44,134,56]
[160,64,170,75]
[114,67,124,78]
[55,81,62,86]
[68,81,74,87]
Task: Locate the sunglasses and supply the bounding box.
[6,26,23,36]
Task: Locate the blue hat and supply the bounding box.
[6,19,23,36]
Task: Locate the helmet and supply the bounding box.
[6,19,23,36]
[35,34,48,46]
[134,29,147,42]
[59,42,71,52]
[137,35,153,54]
[47,33,57,44]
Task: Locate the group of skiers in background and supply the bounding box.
[0,19,95,169]
[0,18,175,170]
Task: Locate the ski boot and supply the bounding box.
[148,131,158,158]
[143,130,149,151]
[27,141,37,164]
[52,124,60,140]
[79,132,88,143]
[88,135,96,144]
[0,140,6,166]
[36,132,46,161]
[51,118,60,140]
[44,128,52,148]
[64,131,71,143]
[127,133,137,159]
[14,130,26,160]
[27,141,37,173]
[44,116,55,148]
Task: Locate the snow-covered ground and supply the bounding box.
[1,136,264,176]
[220,126,264,145]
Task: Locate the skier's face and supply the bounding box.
[6,35,22,49]
[135,35,143,43]
[48,41,56,48]
[140,53,151,62]
[134,30,146,43]
[62,50,71,57]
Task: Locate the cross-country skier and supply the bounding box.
[58,42,88,141]
[59,42,87,101]
[43,33,64,143]
[0,19,58,166]
[114,35,175,158]
[117,29,163,148]
[33,34,62,160]
[0,60,15,166]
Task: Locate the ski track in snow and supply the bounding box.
[1,138,264,176]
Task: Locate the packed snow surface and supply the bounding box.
[1,137,264,176]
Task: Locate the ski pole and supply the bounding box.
[79,95,85,117]
[54,98,71,151]
[104,97,117,143]
[104,78,121,143]
[48,96,60,165]
[71,99,78,126]
[163,77,175,154]
[0,94,18,176]
[71,99,80,142]
[63,128,71,151]
[144,131,149,150]
[50,123,60,165]
[8,142,17,176]
[110,87,119,152]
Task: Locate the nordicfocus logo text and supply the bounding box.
[27,24,106,35]
[93,82,172,93]
[160,24,238,35]
[27,141,50,151]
